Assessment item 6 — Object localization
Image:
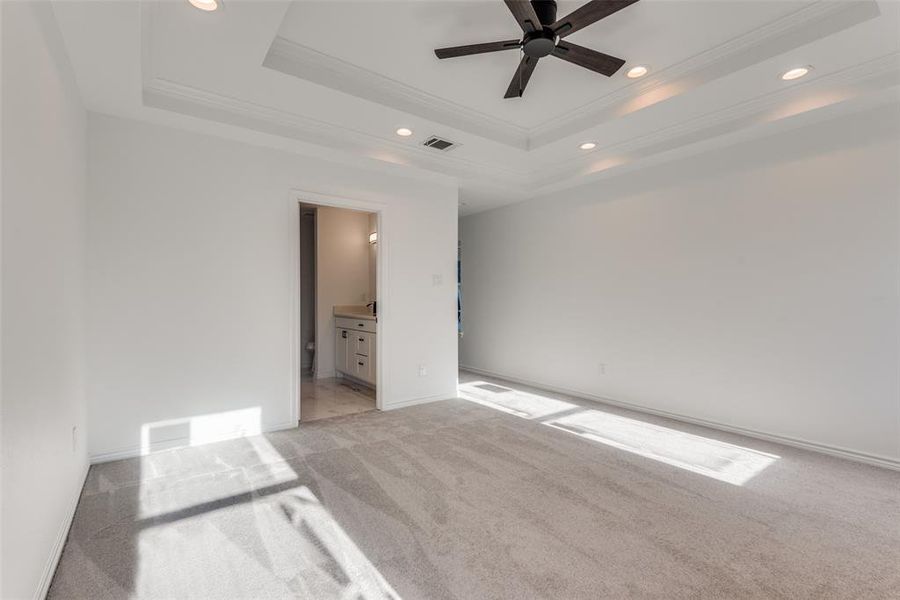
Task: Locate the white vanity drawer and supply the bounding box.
[353,354,370,381]
[335,316,376,333]
[352,331,372,357]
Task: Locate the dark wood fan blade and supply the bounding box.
[551,41,625,76]
[504,55,540,98]
[503,0,541,33]
[435,40,521,59]
[551,0,639,38]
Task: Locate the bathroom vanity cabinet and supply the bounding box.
[335,315,376,386]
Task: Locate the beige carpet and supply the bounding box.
[49,371,900,599]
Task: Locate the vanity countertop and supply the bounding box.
[334,305,376,322]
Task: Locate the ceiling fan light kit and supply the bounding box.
[434,0,639,98]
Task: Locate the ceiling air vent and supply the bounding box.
[423,136,457,151]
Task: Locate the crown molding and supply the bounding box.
[142,77,532,190]
[141,49,898,206]
[528,0,881,148]
[263,36,530,150]
[260,1,879,152]
[136,0,892,211]
[530,52,900,191]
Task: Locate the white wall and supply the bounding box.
[460,104,900,466]
[1,3,89,598]
[87,114,458,460]
[315,206,371,378]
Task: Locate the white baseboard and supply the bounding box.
[35,462,89,600]
[460,365,900,472]
[382,391,455,411]
[89,420,298,464]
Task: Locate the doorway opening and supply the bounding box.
[298,201,379,422]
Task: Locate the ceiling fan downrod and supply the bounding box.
[521,1,557,58]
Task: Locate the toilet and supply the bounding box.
[306,340,316,375]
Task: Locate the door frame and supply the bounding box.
[288,189,388,423]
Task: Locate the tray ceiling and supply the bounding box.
[272,0,805,129]
[51,0,900,214]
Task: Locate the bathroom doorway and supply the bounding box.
[297,200,379,422]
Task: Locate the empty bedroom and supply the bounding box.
[1,0,899,599]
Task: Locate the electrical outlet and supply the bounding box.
[418,363,427,377]
[72,425,78,452]
[432,274,443,286]
[598,363,607,375]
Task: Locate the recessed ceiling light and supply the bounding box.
[580,142,596,150]
[781,66,812,81]
[626,65,649,79]
[188,0,218,11]
[396,128,413,137]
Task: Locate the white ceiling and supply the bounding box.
[274,0,802,129]
[52,0,900,215]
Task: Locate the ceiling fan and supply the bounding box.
[434,0,639,98]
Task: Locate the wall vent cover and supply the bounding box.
[423,136,456,151]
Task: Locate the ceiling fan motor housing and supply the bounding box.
[523,0,558,58]
[433,0,636,98]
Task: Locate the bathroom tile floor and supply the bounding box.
[300,375,376,422]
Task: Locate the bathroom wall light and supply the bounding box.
[369,232,377,244]
[189,0,219,11]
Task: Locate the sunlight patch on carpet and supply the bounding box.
[459,380,778,486]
